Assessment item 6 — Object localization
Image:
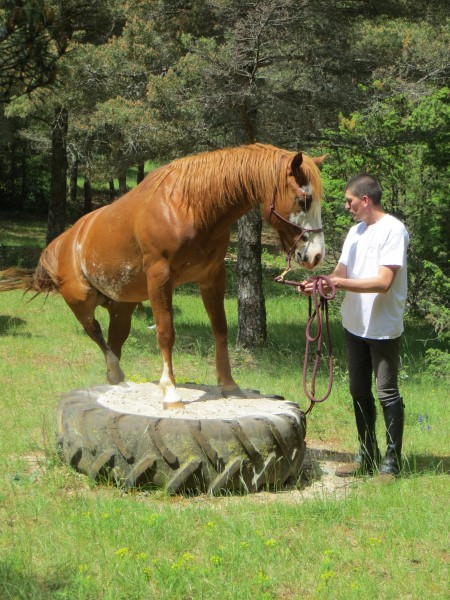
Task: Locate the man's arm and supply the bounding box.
[300,264,398,295]
[330,262,347,279]
[331,265,399,293]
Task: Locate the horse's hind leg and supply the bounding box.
[105,300,137,362]
[65,293,125,384]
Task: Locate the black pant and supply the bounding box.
[344,329,402,408]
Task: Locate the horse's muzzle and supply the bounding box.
[296,251,323,270]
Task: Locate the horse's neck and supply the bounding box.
[197,181,266,232]
[226,197,257,225]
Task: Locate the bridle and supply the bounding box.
[270,158,335,415]
[269,156,323,273]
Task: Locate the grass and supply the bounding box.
[0,221,449,598]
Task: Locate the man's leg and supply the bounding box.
[369,336,404,477]
[336,330,381,477]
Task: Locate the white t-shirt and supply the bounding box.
[339,214,409,339]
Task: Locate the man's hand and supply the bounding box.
[297,276,337,296]
[297,278,314,296]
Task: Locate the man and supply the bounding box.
[302,174,409,478]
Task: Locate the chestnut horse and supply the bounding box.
[3,144,326,408]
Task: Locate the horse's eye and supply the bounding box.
[296,194,313,212]
[295,196,306,211]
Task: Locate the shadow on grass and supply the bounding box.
[403,453,450,475]
[0,315,28,336]
[0,562,75,599]
[302,445,449,480]
[126,305,443,376]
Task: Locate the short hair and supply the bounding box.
[345,174,382,205]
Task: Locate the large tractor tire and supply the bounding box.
[56,383,307,495]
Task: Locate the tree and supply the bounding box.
[0,0,68,101]
[0,0,123,102]
[1,0,125,238]
[47,105,67,243]
[141,0,391,347]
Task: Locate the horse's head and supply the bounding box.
[266,152,326,271]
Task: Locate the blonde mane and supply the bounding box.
[146,144,323,226]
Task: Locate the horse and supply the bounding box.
[1,144,326,408]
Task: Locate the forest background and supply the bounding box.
[0,0,449,358]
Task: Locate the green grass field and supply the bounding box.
[0,217,448,599]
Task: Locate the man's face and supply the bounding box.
[345,192,368,222]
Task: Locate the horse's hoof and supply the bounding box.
[106,370,125,385]
[107,377,124,385]
[163,400,185,410]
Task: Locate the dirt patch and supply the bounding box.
[243,441,358,504]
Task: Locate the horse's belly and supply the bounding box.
[82,260,147,302]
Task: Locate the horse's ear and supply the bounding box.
[312,154,328,170]
[290,152,303,180]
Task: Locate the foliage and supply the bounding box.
[419,262,450,342]
[0,0,124,101]
[316,80,450,333]
[424,348,450,382]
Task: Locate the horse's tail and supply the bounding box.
[33,235,63,293]
[0,267,35,292]
[0,234,64,296]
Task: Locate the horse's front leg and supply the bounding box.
[199,265,246,399]
[147,271,183,409]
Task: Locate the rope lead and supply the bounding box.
[274,273,336,416]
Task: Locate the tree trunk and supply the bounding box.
[118,173,127,196]
[10,141,19,208]
[137,163,145,184]
[47,106,68,245]
[236,207,267,349]
[235,101,267,349]
[69,161,78,206]
[19,143,27,211]
[109,180,115,202]
[83,178,93,214]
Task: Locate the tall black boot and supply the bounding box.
[379,398,404,477]
[354,396,381,470]
[336,396,381,477]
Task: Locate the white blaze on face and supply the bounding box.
[289,189,325,268]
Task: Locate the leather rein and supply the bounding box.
[275,274,336,415]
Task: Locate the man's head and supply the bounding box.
[344,174,383,223]
[345,174,382,205]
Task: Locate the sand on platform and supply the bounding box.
[96,382,300,420]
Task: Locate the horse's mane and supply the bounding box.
[145,144,322,226]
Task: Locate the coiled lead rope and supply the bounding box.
[274,274,336,415]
